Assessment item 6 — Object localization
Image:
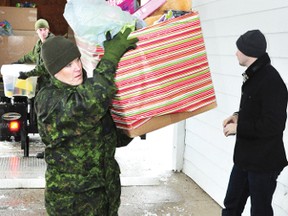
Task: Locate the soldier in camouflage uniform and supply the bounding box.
[35,30,138,215]
[16,18,54,90]
[14,19,54,89]
[14,19,54,158]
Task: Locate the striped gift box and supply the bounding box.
[76,12,217,136]
[111,12,217,134]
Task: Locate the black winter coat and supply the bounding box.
[234,53,288,172]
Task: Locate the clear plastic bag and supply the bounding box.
[64,0,136,46]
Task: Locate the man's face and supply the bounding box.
[36,28,49,42]
[236,50,250,67]
[54,58,83,86]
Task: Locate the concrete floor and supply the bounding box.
[0,128,221,216]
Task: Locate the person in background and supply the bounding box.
[35,30,138,215]
[222,29,288,216]
[13,18,54,159]
[15,18,54,87]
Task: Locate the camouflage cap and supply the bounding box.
[35,19,49,31]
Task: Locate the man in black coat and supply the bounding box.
[222,29,288,216]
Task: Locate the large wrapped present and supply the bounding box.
[112,12,217,136]
[76,12,217,137]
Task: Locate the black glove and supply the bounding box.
[102,28,139,65]
[18,72,28,80]
[116,128,134,148]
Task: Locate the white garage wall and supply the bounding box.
[183,0,288,215]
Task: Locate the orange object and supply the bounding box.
[9,121,20,132]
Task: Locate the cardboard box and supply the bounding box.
[13,30,37,36]
[124,102,217,137]
[0,34,38,68]
[0,7,37,31]
[0,7,38,69]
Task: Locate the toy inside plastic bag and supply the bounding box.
[63,0,136,47]
[0,20,13,36]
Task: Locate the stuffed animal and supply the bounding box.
[144,0,192,26]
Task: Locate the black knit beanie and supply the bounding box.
[236,30,267,58]
[41,36,81,76]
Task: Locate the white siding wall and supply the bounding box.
[183,0,288,215]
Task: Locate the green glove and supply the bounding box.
[102,28,139,65]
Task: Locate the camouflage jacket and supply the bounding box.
[34,59,131,193]
[17,32,55,89]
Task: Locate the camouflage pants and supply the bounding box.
[45,184,121,216]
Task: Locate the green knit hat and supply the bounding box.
[41,36,81,76]
[35,19,49,31]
